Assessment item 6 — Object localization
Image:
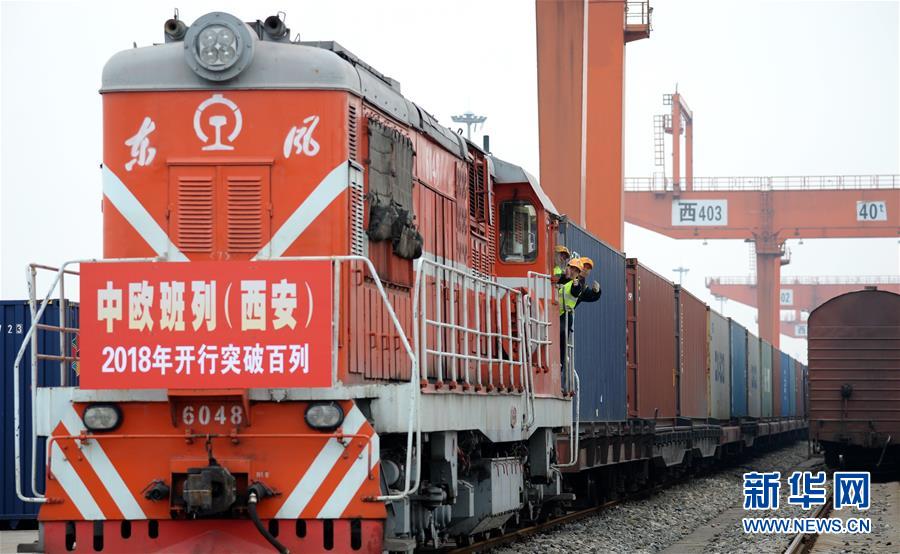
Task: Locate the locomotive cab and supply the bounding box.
[491,156,559,278]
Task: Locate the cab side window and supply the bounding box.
[498,200,537,262]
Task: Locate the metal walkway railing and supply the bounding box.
[707,275,900,286]
[625,2,652,28]
[412,259,557,431]
[625,174,900,191]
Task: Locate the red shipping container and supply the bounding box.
[675,286,709,419]
[626,259,677,419]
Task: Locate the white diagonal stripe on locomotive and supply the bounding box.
[102,165,188,261]
[49,442,105,520]
[57,404,147,520]
[316,430,380,519]
[253,160,350,260]
[274,404,367,519]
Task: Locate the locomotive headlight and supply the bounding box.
[305,402,344,431]
[183,12,255,82]
[82,404,122,432]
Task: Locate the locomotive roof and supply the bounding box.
[489,155,559,216]
[102,38,470,157]
[102,22,552,206]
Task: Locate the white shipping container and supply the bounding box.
[708,310,731,420]
[747,332,761,418]
[761,341,774,417]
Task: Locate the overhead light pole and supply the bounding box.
[451,111,487,141]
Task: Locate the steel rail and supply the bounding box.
[453,450,825,554]
[449,480,676,554]
[449,500,621,554]
[783,492,833,554]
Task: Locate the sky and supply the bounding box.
[1,0,898,362]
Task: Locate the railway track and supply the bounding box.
[447,474,707,553]
[782,458,831,554]
[448,484,682,554]
[448,502,618,554]
[783,493,833,554]
[449,446,820,554]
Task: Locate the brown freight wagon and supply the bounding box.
[808,288,900,469]
[626,259,677,419]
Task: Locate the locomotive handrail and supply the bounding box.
[553,305,580,469]
[520,296,536,430]
[417,258,528,390]
[14,257,163,504]
[554,371,581,469]
[270,255,422,503]
[525,270,557,428]
[26,263,85,498]
[526,271,554,372]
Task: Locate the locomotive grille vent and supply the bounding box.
[468,160,487,223]
[176,177,215,253]
[226,177,265,253]
[485,174,496,271]
[348,104,359,160]
[349,163,366,256]
[486,220,496,271]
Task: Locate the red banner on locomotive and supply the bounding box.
[79,260,332,389]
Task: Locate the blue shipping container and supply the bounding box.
[560,221,627,421]
[780,351,792,417]
[789,359,796,417]
[729,320,748,418]
[1,300,79,523]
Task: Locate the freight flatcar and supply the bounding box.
[555,220,805,501]
[808,288,900,469]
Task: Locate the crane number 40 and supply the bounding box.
[856,201,887,221]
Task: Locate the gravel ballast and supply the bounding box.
[497,442,812,554]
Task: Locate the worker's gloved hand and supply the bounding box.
[591,281,600,293]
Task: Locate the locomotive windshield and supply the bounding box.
[499,200,538,262]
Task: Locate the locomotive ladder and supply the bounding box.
[20,264,83,501]
[13,257,161,504]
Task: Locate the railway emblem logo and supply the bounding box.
[194,93,243,151]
